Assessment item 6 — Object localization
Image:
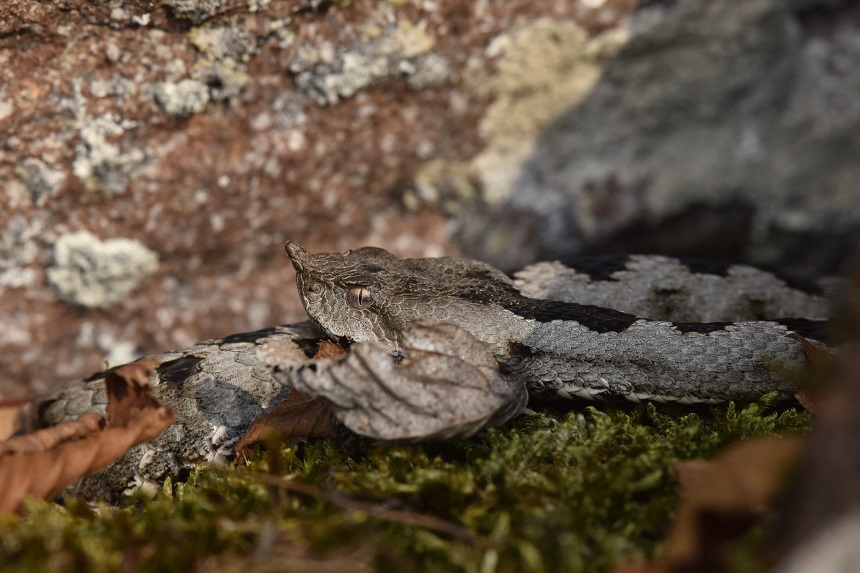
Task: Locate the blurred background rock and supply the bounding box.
[1,0,858,397]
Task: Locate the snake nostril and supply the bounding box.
[285,241,308,271]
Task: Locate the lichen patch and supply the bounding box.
[47,231,159,309]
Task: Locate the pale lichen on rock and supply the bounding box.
[404,159,477,215]
[0,97,13,121]
[88,75,137,100]
[154,79,210,117]
[160,0,229,24]
[467,18,626,207]
[73,115,148,195]
[291,19,449,105]
[47,231,159,309]
[188,24,258,101]
[0,216,43,290]
[16,157,64,206]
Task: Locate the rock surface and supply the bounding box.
[1,0,858,397]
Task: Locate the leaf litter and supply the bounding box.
[0,357,175,514]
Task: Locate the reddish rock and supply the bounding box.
[2,0,858,398]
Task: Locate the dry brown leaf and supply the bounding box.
[788,333,838,414]
[104,357,164,425]
[663,437,805,571]
[0,357,176,514]
[312,340,349,360]
[234,390,338,464]
[773,341,860,564]
[234,340,346,462]
[0,412,105,456]
[0,399,31,442]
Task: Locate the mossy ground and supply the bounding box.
[0,397,809,573]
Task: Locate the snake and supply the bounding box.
[32,242,831,500]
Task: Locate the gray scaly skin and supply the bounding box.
[36,323,325,500]
[35,243,829,499]
[284,242,826,408]
[514,255,832,323]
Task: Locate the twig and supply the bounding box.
[245,470,483,544]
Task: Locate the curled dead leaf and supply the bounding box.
[787,333,838,414]
[104,357,163,426]
[0,399,32,442]
[234,342,345,462]
[0,357,176,514]
[312,340,349,360]
[663,437,805,571]
[773,341,860,568]
[234,390,338,464]
[0,412,105,456]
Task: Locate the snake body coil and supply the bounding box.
[286,243,827,404]
[34,244,831,499]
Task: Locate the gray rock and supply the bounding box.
[417,0,860,272]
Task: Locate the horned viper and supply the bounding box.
[34,242,831,500]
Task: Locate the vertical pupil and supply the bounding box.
[348,286,371,309]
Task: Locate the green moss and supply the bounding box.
[0,398,809,573]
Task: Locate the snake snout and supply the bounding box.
[285,241,308,272]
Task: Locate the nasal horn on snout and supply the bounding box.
[285,241,310,272]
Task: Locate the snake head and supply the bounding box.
[285,241,414,352]
[284,241,522,354]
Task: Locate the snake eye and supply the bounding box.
[346,285,373,310]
